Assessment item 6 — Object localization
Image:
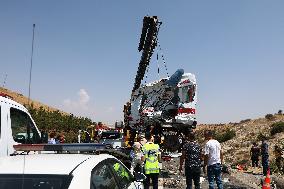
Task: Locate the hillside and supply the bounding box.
[195,115,284,167]
[0,87,60,112]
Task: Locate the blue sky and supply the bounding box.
[1,1,284,125]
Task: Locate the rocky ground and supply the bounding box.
[158,156,269,189]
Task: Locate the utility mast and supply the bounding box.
[28,24,36,106]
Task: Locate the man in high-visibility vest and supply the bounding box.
[141,132,161,189]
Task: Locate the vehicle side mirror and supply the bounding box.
[134,172,146,182]
[14,135,26,144]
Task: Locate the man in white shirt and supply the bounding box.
[203,130,223,189]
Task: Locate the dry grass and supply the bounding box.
[0,87,60,112]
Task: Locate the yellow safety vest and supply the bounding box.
[142,142,160,174]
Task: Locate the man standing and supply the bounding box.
[203,130,223,189]
[130,136,143,174]
[179,132,202,189]
[250,142,260,167]
[261,137,269,176]
[141,132,161,189]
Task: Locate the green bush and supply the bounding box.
[239,119,251,124]
[25,105,94,142]
[216,129,236,143]
[270,160,283,175]
[270,122,284,136]
[257,133,268,141]
[265,114,274,120]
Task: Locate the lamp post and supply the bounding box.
[28,24,35,106]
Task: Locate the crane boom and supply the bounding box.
[132,16,161,92]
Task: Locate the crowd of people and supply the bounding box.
[179,130,223,189]
[249,138,270,175]
[250,137,284,176]
[44,131,65,144]
[130,131,161,189]
[131,129,224,189]
[42,125,284,189]
[134,129,284,189]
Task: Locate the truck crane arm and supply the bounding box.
[132,16,161,92]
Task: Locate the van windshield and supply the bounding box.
[10,107,41,144]
[179,84,196,103]
[0,174,72,189]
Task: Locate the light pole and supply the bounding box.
[28,24,35,106]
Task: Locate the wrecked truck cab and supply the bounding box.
[0,94,41,156]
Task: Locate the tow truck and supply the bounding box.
[123,16,197,150]
[0,93,145,188]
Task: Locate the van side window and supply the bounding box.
[10,108,40,144]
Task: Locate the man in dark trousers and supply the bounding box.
[179,132,202,189]
[141,132,161,189]
[250,142,260,167]
[203,130,223,189]
[261,137,269,176]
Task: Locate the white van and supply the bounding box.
[0,94,41,156]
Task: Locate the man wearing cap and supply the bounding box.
[141,132,161,189]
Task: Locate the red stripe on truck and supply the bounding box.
[178,108,195,114]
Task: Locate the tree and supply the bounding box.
[265,114,274,120]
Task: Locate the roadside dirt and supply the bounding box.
[159,157,260,189]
